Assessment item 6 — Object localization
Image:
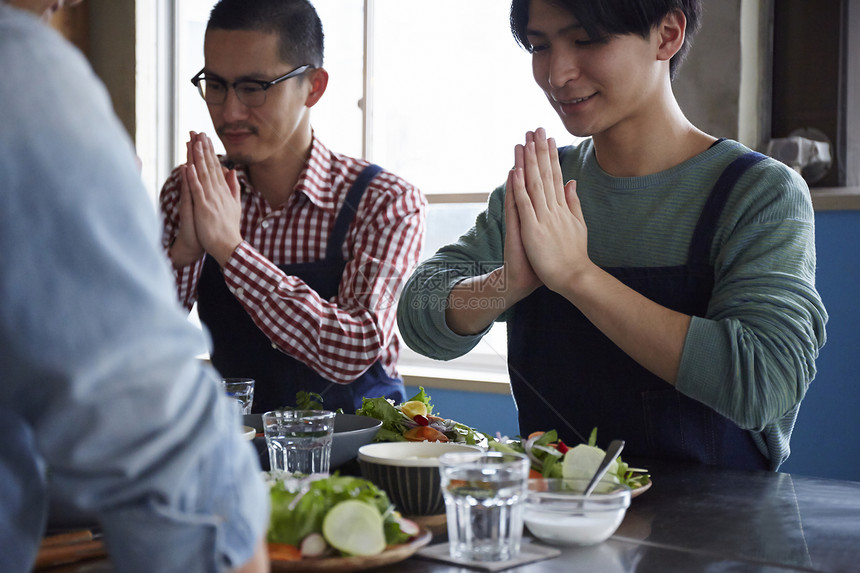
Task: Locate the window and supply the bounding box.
[137,1,573,386]
[770,0,860,188]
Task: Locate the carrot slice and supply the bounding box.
[527,431,545,440]
[268,542,301,561]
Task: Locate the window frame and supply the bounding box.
[136,0,518,390]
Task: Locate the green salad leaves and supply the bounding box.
[355,386,489,445]
[354,395,411,442]
[489,428,651,490]
[267,475,410,550]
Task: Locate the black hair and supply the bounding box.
[207,0,324,68]
[510,0,702,80]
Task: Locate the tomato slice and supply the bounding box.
[403,426,449,442]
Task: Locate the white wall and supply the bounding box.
[674,0,748,144]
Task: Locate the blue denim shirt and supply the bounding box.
[0,5,268,571]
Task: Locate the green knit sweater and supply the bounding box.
[397,138,828,470]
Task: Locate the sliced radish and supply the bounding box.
[300,532,329,558]
[396,516,420,537]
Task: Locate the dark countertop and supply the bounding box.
[380,459,860,572]
[44,458,860,572]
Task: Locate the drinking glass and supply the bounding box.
[439,451,530,562]
[220,378,254,415]
[263,410,336,476]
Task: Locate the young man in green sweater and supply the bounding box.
[397,0,827,470]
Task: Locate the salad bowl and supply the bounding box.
[329,413,384,468]
[523,478,631,546]
[357,441,482,516]
[265,474,432,569]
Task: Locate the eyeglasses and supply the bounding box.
[190,64,312,107]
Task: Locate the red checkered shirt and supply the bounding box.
[159,136,427,383]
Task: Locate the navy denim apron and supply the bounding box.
[197,164,406,414]
[507,152,770,470]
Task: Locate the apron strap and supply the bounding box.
[687,152,767,265]
[325,164,383,261]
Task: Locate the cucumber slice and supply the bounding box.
[562,444,620,485]
[322,500,386,556]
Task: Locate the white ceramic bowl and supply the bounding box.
[358,441,482,516]
[524,478,631,546]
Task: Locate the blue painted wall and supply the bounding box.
[779,210,860,480]
[409,209,860,481]
[404,386,519,439]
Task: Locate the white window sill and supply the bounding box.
[197,354,512,395]
[401,365,511,395]
[811,187,860,210]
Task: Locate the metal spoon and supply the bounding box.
[583,439,625,496]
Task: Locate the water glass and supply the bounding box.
[263,410,336,476]
[439,451,530,562]
[220,378,254,415]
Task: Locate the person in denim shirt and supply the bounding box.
[0,1,268,571]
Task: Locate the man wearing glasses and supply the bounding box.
[160,0,426,415]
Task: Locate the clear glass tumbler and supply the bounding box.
[263,410,336,476]
[439,451,530,562]
[220,378,254,415]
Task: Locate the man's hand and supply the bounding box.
[511,128,593,295]
[444,144,545,337]
[502,144,542,300]
[184,131,244,267]
[168,138,206,268]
